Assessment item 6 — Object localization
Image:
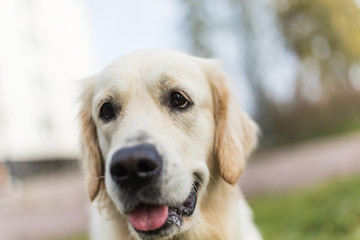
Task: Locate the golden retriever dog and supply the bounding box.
[79,50,263,240]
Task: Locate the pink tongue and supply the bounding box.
[129,205,168,231]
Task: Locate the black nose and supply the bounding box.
[110,144,162,189]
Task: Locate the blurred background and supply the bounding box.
[0,0,359,239]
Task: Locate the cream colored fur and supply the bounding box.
[79,50,263,240]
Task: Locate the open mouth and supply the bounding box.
[128,184,198,234]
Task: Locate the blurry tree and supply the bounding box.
[276,0,360,93]
[180,0,279,143]
[227,0,289,144]
[180,0,213,57]
[179,0,360,147]
[271,0,360,144]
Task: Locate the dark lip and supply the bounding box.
[133,182,198,236]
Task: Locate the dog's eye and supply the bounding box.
[100,102,115,121]
[170,92,190,109]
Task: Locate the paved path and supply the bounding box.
[0,172,89,240]
[240,132,360,196]
[1,132,360,239]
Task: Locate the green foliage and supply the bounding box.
[261,0,360,146]
[250,174,360,240]
[276,0,360,93]
[277,0,360,62]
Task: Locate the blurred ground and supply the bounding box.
[240,132,360,197]
[0,132,360,240]
[0,171,89,240]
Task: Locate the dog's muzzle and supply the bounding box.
[109,144,198,235]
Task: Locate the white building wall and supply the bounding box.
[0,0,94,161]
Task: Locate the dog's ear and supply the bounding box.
[203,60,258,184]
[79,75,104,201]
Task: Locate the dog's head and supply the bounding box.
[79,50,257,240]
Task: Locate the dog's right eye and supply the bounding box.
[100,102,115,121]
[170,91,191,109]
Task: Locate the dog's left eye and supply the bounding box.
[170,92,190,109]
[100,102,116,121]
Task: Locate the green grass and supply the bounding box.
[47,233,88,240]
[250,174,360,240]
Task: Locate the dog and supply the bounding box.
[79,50,263,240]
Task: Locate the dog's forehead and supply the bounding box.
[97,50,210,90]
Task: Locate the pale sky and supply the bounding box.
[84,0,185,72]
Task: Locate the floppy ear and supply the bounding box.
[205,61,258,184]
[79,76,104,201]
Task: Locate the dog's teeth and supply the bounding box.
[167,212,182,227]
